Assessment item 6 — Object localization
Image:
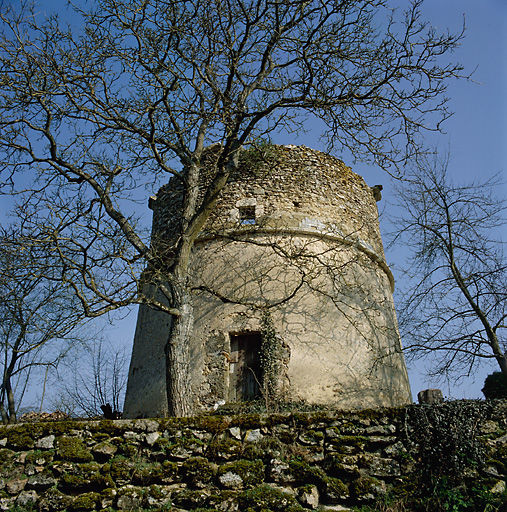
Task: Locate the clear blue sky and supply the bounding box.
[8,0,506,408]
[387,0,507,397]
[278,0,507,398]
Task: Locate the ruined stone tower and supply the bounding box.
[124,145,412,418]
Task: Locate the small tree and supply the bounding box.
[391,155,506,379]
[0,229,84,423]
[53,341,128,418]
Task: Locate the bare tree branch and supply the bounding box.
[0,0,465,415]
[390,153,506,378]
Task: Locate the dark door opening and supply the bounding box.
[229,332,262,401]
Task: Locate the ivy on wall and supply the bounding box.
[260,310,283,408]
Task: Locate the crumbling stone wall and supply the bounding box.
[151,145,384,258]
[0,401,505,511]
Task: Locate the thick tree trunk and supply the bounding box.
[1,355,17,423]
[165,290,194,417]
[496,350,507,375]
[0,379,16,423]
[6,381,16,423]
[0,404,8,425]
[162,154,240,416]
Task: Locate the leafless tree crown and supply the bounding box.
[0,0,465,415]
[391,156,506,378]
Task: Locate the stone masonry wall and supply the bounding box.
[126,144,411,417]
[150,145,384,257]
[0,401,505,511]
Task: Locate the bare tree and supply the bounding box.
[391,155,506,379]
[0,229,85,423]
[53,341,128,418]
[0,0,465,415]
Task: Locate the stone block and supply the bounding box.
[417,389,444,404]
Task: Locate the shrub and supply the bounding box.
[482,372,507,399]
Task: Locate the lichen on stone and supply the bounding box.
[218,459,264,488]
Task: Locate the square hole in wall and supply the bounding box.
[239,205,256,225]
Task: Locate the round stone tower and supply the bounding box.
[124,145,412,418]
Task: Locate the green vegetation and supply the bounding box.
[240,484,304,511]
[482,372,507,399]
[238,140,281,174]
[68,491,100,511]
[180,456,214,487]
[260,310,284,407]
[7,431,35,450]
[217,459,265,487]
[353,481,506,512]
[0,402,504,511]
[56,437,93,462]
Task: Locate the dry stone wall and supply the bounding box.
[0,401,505,511]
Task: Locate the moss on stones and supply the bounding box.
[24,450,54,465]
[288,458,349,501]
[240,484,303,511]
[240,443,264,461]
[96,420,127,436]
[132,461,163,485]
[181,456,215,488]
[207,438,242,461]
[59,462,113,492]
[56,437,93,462]
[164,433,206,458]
[323,455,361,479]
[277,429,297,444]
[91,441,117,461]
[116,485,145,510]
[289,459,327,487]
[0,448,15,461]
[38,487,73,512]
[151,437,169,451]
[207,489,240,509]
[172,488,210,509]
[323,476,349,502]
[298,429,324,445]
[329,435,368,454]
[349,475,383,499]
[195,415,230,434]
[68,491,100,511]
[7,430,35,450]
[108,456,135,483]
[218,459,265,487]
[230,414,262,430]
[116,440,138,458]
[0,402,504,512]
[161,460,178,481]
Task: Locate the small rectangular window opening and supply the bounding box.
[239,206,256,225]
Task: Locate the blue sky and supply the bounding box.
[113,0,506,401]
[387,0,507,397]
[275,0,507,398]
[4,0,505,408]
